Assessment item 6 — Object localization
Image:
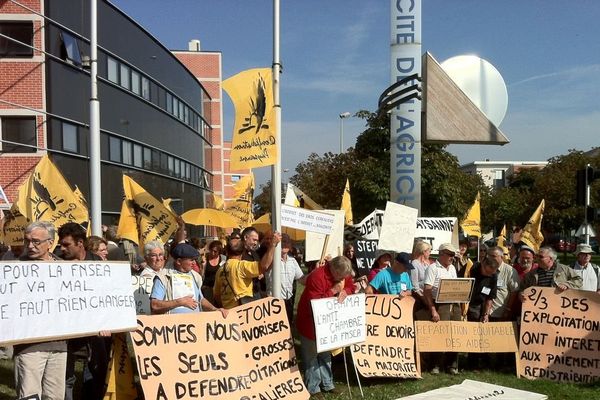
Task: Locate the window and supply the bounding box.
[168,156,174,175]
[107,57,118,83]
[62,122,78,152]
[174,159,180,177]
[60,31,81,66]
[141,77,150,100]
[131,70,141,95]
[166,93,172,114]
[122,141,132,165]
[231,175,241,182]
[119,64,130,90]
[1,117,36,153]
[0,21,33,58]
[109,136,121,162]
[143,147,151,168]
[133,144,142,167]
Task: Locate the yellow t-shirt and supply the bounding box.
[213,259,260,309]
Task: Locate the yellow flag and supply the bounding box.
[116,199,138,245]
[16,155,88,228]
[1,205,29,246]
[521,199,545,253]
[118,175,178,246]
[460,192,481,238]
[340,179,353,225]
[208,193,225,210]
[223,68,277,170]
[284,184,300,207]
[288,182,323,210]
[225,173,254,228]
[103,333,138,400]
[497,224,507,248]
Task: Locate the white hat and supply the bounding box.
[574,243,595,255]
[438,243,458,253]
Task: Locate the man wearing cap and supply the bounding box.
[571,243,600,293]
[519,246,582,296]
[366,252,413,296]
[420,243,461,375]
[150,243,226,316]
[513,245,537,279]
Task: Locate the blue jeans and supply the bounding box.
[299,334,334,394]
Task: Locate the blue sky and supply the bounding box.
[112,1,600,187]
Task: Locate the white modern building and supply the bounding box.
[460,160,548,190]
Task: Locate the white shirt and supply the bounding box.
[491,262,520,317]
[424,261,457,300]
[572,262,599,291]
[266,255,304,299]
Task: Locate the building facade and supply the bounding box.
[460,160,548,190]
[0,0,214,224]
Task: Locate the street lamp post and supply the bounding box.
[339,112,351,153]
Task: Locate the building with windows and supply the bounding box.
[460,160,548,190]
[0,0,215,226]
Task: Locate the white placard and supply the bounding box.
[414,217,459,254]
[0,261,137,345]
[396,379,547,400]
[311,293,366,353]
[305,209,345,261]
[281,204,335,234]
[132,274,154,315]
[378,202,418,252]
[345,209,384,240]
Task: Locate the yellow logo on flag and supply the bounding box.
[223,68,277,170]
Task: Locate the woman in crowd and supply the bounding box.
[410,241,432,304]
[86,236,108,260]
[202,240,225,304]
[368,250,392,282]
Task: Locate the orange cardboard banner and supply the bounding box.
[415,321,518,353]
[350,295,419,378]
[519,286,600,383]
[131,297,308,400]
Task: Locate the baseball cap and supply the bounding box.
[395,252,414,269]
[438,243,458,253]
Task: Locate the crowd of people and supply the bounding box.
[1,220,598,400]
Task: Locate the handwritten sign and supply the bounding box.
[354,239,378,274]
[377,202,418,253]
[414,217,458,255]
[345,209,384,240]
[305,210,345,262]
[351,295,419,378]
[132,275,154,315]
[435,278,475,303]
[131,297,308,400]
[518,287,600,383]
[0,261,136,345]
[311,294,366,353]
[415,321,518,353]
[281,204,335,234]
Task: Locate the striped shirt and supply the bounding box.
[536,266,555,287]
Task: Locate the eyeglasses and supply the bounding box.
[25,238,51,247]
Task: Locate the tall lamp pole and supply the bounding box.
[339,112,351,153]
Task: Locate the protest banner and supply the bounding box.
[378,202,418,253]
[345,209,384,240]
[351,295,419,378]
[281,204,335,234]
[414,217,459,254]
[435,278,475,303]
[131,297,308,400]
[397,379,547,400]
[311,294,366,353]
[0,261,136,345]
[415,321,518,354]
[132,275,154,315]
[305,209,345,262]
[354,239,379,274]
[518,286,600,383]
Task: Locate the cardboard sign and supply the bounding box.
[397,379,547,400]
[132,275,154,315]
[0,261,136,345]
[414,217,459,255]
[354,239,379,273]
[281,204,335,234]
[518,287,600,383]
[435,278,475,303]
[305,210,345,262]
[415,321,518,353]
[351,295,419,378]
[131,297,308,400]
[378,202,418,253]
[311,294,366,353]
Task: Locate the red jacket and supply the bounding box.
[296,263,354,340]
